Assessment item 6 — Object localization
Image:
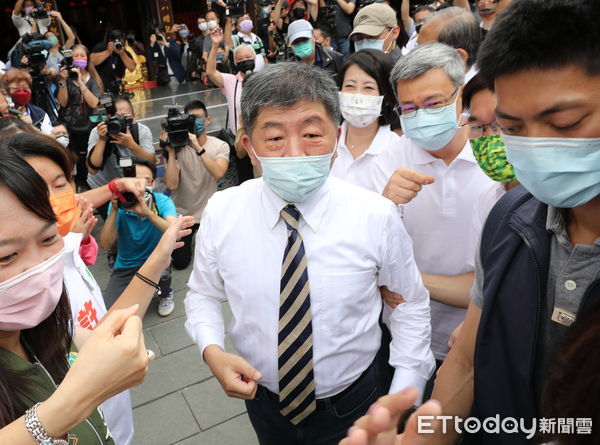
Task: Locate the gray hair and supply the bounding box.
[390,42,465,93]
[241,62,341,136]
[233,44,256,60]
[423,7,481,68]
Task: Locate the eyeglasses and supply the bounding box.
[395,87,459,119]
[463,120,501,139]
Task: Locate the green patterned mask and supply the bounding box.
[470,133,517,183]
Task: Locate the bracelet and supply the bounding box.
[135,272,162,296]
[196,148,206,156]
[24,402,69,445]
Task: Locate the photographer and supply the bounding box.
[272,0,318,33]
[162,100,229,270]
[147,28,186,85]
[44,11,76,71]
[224,14,267,71]
[90,29,136,96]
[2,68,54,134]
[316,0,355,58]
[86,96,155,219]
[57,44,103,189]
[11,0,51,37]
[101,159,178,316]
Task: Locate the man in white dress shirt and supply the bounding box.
[184,62,435,445]
[374,43,497,398]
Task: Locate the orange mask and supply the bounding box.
[49,190,80,236]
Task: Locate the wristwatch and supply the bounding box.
[57,81,65,88]
[196,148,206,156]
[25,403,69,445]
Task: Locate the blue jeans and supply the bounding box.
[245,357,385,445]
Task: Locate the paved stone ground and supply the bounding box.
[89,232,259,445]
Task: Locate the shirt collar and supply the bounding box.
[338,122,392,157]
[261,177,331,232]
[411,138,475,165]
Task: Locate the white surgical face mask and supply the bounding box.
[56,135,69,147]
[339,92,383,128]
[198,22,208,31]
[207,20,218,30]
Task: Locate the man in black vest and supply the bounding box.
[339,1,600,444]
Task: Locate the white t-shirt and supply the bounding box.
[12,12,51,36]
[330,122,401,193]
[63,233,134,445]
[372,137,499,361]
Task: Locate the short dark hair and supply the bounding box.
[461,73,491,111]
[108,29,124,41]
[114,96,134,114]
[338,49,396,126]
[134,158,157,179]
[184,100,208,115]
[0,131,74,182]
[314,24,332,40]
[414,5,435,16]
[478,0,600,86]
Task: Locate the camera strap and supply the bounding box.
[233,79,239,132]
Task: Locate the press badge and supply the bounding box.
[551,307,576,327]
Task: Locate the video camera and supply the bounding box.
[160,107,196,151]
[226,0,246,18]
[21,34,52,69]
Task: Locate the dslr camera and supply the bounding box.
[160,107,196,151]
[31,4,49,19]
[114,39,124,51]
[60,48,79,81]
[94,93,133,136]
[226,0,246,18]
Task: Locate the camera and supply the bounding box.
[21,35,52,69]
[60,48,78,81]
[115,149,137,210]
[226,0,246,18]
[161,107,196,150]
[114,39,124,51]
[31,4,49,19]
[99,93,117,116]
[107,114,133,136]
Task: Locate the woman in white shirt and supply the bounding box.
[330,48,401,193]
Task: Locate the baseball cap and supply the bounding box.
[350,3,397,39]
[288,19,313,44]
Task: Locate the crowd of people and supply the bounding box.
[0,0,598,444]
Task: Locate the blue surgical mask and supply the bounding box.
[194,117,205,135]
[354,29,393,53]
[292,39,314,59]
[179,30,189,38]
[216,54,225,63]
[254,146,336,202]
[400,100,459,151]
[262,6,271,15]
[503,134,600,208]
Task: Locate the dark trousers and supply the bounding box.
[104,265,171,309]
[171,223,199,270]
[245,356,385,445]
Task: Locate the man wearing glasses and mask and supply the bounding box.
[373,42,497,399]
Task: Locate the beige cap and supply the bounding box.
[350,3,398,38]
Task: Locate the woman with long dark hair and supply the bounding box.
[0,148,193,443]
[330,49,401,193]
[0,132,194,444]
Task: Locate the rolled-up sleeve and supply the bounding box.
[378,204,435,402]
[184,201,227,358]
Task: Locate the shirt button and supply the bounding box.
[564,280,577,291]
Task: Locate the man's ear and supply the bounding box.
[206,116,212,126]
[456,48,469,65]
[242,132,260,169]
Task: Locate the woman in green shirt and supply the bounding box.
[0,149,192,444]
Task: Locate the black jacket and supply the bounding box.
[473,186,600,444]
[293,44,343,81]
